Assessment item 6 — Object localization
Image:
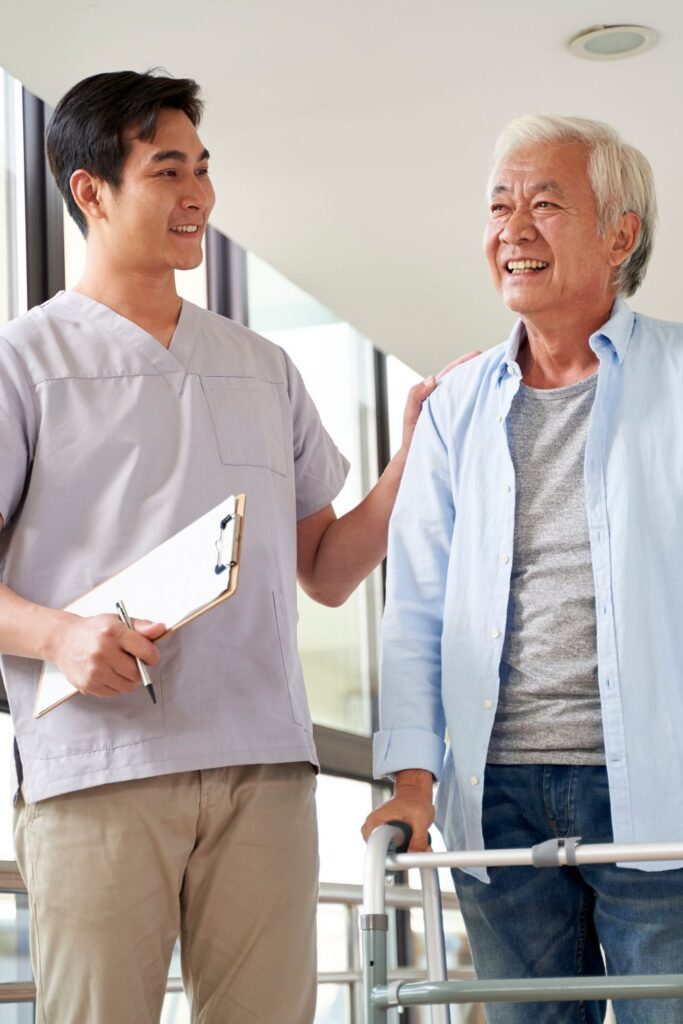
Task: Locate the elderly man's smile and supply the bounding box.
[506,259,549,274]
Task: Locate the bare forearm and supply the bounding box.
[308,450,407,606]
[0,582,69,661]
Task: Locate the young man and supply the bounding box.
[0,70,469,1023]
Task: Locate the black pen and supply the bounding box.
[115,600,157,705]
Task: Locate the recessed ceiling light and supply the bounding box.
[569,24,659,61]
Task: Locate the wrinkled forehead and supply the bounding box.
[487,140,591,198]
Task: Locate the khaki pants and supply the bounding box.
[14,763,319,1024]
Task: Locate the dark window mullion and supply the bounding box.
[22,90,64,307]
[205,225,248,325]
[373,347,391,610]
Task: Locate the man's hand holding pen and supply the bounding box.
[45,611,165,699]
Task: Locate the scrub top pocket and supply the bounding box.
[201,376,289,476]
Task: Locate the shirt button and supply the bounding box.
[484,699,493,709]
[505,484,512,494]
[489,628,500,639]
[470,775,479,786]
[498,415,503,423]
[502,554,510,564]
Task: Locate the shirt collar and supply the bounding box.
[55,290,192,394]
[496,319,526,387]
[495,295,636,387]
[588,295,635,364]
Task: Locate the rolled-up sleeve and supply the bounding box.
[374,394,454,780]
[0,336,36,526]
[283,350,350,520]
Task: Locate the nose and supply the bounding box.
[180,185,203,211]
[499,207,537,246]
[180,174,211,214]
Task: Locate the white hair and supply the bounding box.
[488,114,657,297]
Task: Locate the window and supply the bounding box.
[316,774,389,1023]
[62,204,85,290]
[0,70,26,323]
[175,262,207,308]
[386,354,422,459]
[247,253,383,736]
[0,716,16,860]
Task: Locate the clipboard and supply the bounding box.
[34,493,246,718]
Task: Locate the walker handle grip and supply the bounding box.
[387,819,412,853]
[388,818,437,854]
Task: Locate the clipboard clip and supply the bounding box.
[215,512,242,575]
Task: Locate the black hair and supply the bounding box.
[46,69,204,236]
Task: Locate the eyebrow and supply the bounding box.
[491,180,568,201]
[149,147,210,164]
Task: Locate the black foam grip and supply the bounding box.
[387,819,412,854]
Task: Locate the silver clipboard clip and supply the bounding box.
[215,510,242,575]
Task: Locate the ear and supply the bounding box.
[69,169,108,229]
[608,211,641,268]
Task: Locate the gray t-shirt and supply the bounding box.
[487,372,606,765]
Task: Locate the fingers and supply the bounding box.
[79,618,155,695]
[119,624,161,667]
[361,806,399,843]
[407,831,432,853]
[361,813,431,851]
[400,352,482,454]
[81,642,140,692]
[94,683,130,699]
[402,378,436,429]
[404,378,436,413]
[132,619,167,641]
[78,665,138,697]
[361,796,435,853]
[361,812,380,843]
[416,377,437,403]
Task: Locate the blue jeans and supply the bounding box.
[452,765,683,1024]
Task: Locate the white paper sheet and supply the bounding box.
[35,494,238,716]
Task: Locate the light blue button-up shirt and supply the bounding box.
[375,297,683,878]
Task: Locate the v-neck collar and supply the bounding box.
[56,290,201,395]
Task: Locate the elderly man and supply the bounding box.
[363,114,683,1024]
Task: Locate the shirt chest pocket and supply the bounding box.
[201,377,289,477]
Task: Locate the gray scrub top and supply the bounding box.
[0,291,349,802]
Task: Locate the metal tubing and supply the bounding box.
[364,830,683,1018]
[319,880,459,910]
[363,824,408,915]
[362,825,397,1023]
[363,928,389,1024]
[372,975,683,1008]
[420,868,450,1024]
[386,840,683,873]
[0,982,36,1004]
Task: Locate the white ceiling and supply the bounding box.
[3,1,682,374]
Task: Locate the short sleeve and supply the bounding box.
[0,336,37,526]
[282,350,350,520]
